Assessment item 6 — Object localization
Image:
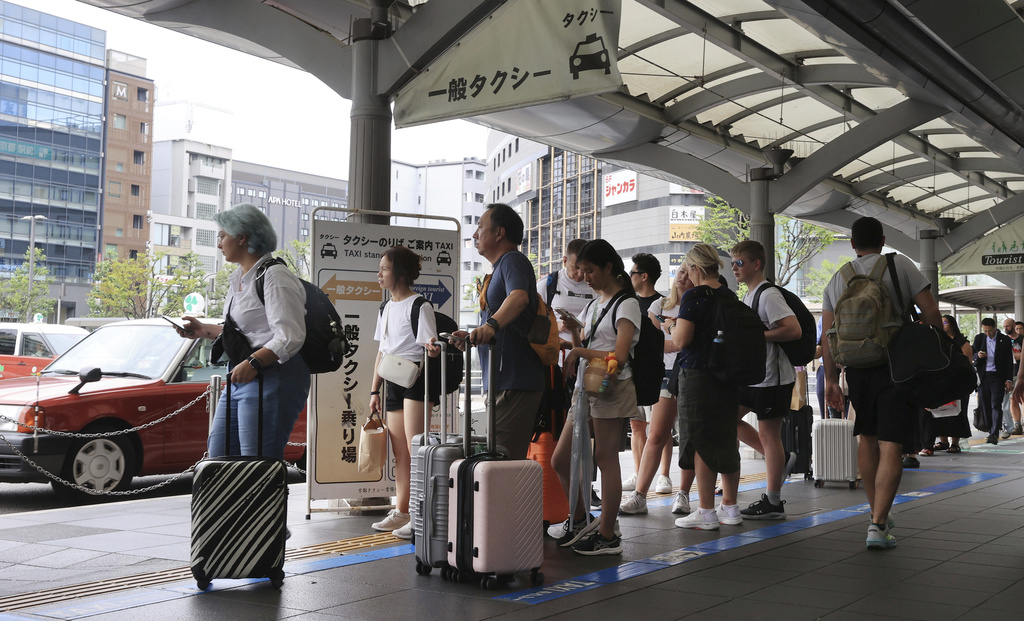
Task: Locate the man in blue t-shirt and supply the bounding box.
[451,204,544,459]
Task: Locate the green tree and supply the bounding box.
[89,251,208,318]
[695,196,837,287]
[162,252,208,317]
[694,195,748,251]
[207,263,235,319]
[0,248,55,321]
[804,256,854,303]
[274,239,311,279]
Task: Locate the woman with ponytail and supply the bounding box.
[548,239,640,556]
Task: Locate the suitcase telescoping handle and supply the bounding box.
[421,340,451,448]
[461,340,497,457]
[223,371,265,457]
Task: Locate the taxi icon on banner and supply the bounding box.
[570,33,611,79]
[321,243,339,259]
[436,250,452,266]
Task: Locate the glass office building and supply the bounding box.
[0,1,105,294]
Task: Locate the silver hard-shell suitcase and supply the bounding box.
[412,341,503,576]
[811,418,859,489]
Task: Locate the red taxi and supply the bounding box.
[0,319,306,499]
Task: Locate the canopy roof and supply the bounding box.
[81,0,1024,286]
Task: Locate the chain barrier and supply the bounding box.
[0,432,204,496]
[0,385,312,495]
[0,387,212,438]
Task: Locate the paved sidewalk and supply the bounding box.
[1,431,1023,620]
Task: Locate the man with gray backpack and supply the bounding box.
[821,217,941,550]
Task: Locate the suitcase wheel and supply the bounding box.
[481,575,499,590]
[415,560,431,576]
[269,568,285,589]
[192,568,210,591]
[530,569,544,586]
[814,479,824,488]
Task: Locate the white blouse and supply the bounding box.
[224,253,307,363]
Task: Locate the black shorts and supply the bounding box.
[739,383,795,420]
[846,365,915,444]
[384,358,441,412]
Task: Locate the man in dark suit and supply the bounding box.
[973,317,1015,444]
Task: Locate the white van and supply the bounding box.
[0,323,88,380]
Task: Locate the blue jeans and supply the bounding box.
[208,355,310,460]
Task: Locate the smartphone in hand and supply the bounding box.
[162,315,191,335]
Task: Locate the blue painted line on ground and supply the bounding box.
[34,589,186,620]
[496,470,1007,605]
[16,469,1009,617]
[285,553,379,574]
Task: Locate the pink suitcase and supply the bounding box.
[444,343,544,590]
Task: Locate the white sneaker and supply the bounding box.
[654,474,673,494]
[371,509,409,532]
[622,472,638,491]
[675,509,719,530]
[392,521,413,540]
[716,503,743,526]
[618,491,648,515]
[671,491,691,515]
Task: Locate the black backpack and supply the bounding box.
[255,258,347,374]
[377,297,463,395]
[703,287,766,387]
[751,281,817,367]
[586,291,666,406]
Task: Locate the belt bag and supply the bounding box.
[377,353,421,388]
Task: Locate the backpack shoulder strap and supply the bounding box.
[838,261,859,286]
[750,281,773,315]
[584,290,629,348]
[884,252,912,321]
[546,272,558,306]
[254,257,288,305]
[411,296,430,338]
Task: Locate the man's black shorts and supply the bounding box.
[845,365,915,444]
[739,383,795,420]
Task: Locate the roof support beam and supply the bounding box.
[769,99,945,212]
[854,157,1021,196]
[145,0,352,97]
[376,0,504,97]
[640,0,1015,208]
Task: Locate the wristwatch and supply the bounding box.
[247,355,263,371]
[486,317,500,330]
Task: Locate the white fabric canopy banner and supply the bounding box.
[394,0,622,128]
[942,217,1024,275]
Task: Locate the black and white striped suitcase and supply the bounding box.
[190,373,288,590]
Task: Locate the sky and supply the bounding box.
[34,0,491,179]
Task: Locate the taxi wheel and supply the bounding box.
[55,432,136,500]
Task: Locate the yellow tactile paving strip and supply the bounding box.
[0,532,399,613]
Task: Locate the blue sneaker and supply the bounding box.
[866,523,896,550]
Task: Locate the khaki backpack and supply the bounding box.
[826,254,905,368]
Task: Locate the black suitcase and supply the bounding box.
[783,404,813,479]
[190,373,288,590]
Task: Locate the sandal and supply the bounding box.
[947,445,962,453]
[933,441,950,451]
